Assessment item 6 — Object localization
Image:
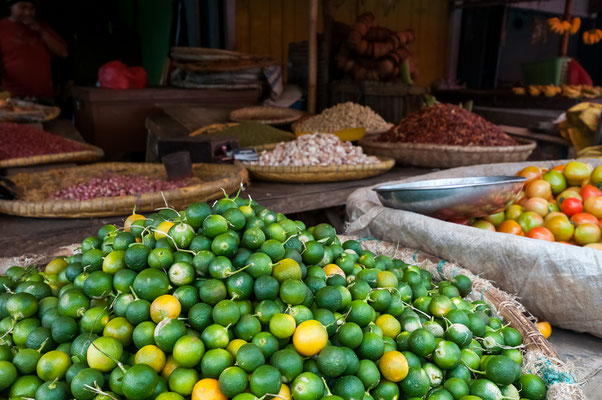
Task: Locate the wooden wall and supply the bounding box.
[235,0,449,85]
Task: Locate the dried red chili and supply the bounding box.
[0,122,86,160]
[377,104,517,146]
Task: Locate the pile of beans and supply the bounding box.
[0,123,86,159]
[50,173,199,200]
[377,104,517,146]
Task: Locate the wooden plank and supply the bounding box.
[294,0,310,42]
[235,0,250,53]
[250,0,271,55]
[281,0,296,82]
[269,0,283,68]
[499,125,571,146]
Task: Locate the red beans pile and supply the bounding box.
[50,173,198,200]
[377,103,517,146]
[0,123,86,160]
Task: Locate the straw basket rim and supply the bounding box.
[0,162,248,218]
[242,157,395,183]
[230,106,305,125]
[0,138,104,168]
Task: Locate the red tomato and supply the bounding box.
[560,197,583,216]
[526,227,555,242]
[580,185,602,201]
[570,212,599,226]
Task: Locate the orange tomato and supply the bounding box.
[545,211,568,223]
[523,197,549,217]
[581,185,602,201]
[552,164,566,172]
[497,220,524,236]
[525,179,552,199]
[526,227,555,242]
[570,212,598,226]
[517,166,543,185]
[584,196,602,218]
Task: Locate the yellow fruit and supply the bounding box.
[293,320,328,356]
[375,314,402,339]
[45,258,68,275]
[378,351,409,382]
[135,345,167,373]
[570,17,581,34]
[226,339,247,357]
[155,221,175,240]
[277,384,292,400]
[192,378,227,400]
[150,295,182,324]
[512,87,526,95]
[162,355,180,379]
[323,264,345,278]
[536,321,552,339]
[125,213,146,232]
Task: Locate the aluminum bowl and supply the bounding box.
[374,176,527,220]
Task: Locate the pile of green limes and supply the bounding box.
[0,194,547,400]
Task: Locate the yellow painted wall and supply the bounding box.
[235,0,449,85]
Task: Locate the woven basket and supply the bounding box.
[0,99,60,123]
[0,162,248,218]
[243,157,395,183]
[339,235,585,400]
[230,106,305,126]
[0,139,104,168]
[359,137,536,168]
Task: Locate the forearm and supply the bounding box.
[40,28,68,58]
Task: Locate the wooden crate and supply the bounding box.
[328,80,425,123]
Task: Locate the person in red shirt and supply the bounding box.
[0,0,67,99]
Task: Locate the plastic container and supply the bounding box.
[162,151,192,180]
[521,57,570,86]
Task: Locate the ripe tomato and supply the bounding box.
[497,220,524,236]
[552,164,566,172]
[584,196,602,218]
[517,166,542,185]
[570,212,598,226]
[560,197,583,216]
[517,211,544,233]
[563,161,592,186]
[580,185,602,201]
[557,189,582,204]
[525,179,552,200]
[526,227,555,242]
[545,215,575,241]
[523,197,549,217]
[471,220,496,231]
[545,211,568,224]
[574,223,602,245]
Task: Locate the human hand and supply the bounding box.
[22,18,42,32]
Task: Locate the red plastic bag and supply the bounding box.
[98,61,148,89]
[568,59,593,86]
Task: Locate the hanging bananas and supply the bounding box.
[547,17,581,35]
[583,29,602,45]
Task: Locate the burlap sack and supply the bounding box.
[346,159,602,338]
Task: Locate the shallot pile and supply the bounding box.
[377,104,517,146]
[50,173,199,200]
[0,122,86,159]
[252,133,379,167]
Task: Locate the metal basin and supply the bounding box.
[374,176,527,220]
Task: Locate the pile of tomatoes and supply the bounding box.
[469,161,602,249]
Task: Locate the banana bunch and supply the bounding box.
[563,85,582,98]
[583,29,602,44]
[517,85,602,99]
[548,17,578,34]
[512,87,526,95]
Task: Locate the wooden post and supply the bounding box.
[308,0,318,114]
[559,0,574,57]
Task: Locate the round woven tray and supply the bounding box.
[0,162,248,218]
[0,139,104,168]
[359,137,536,168]
[230,106,305,126]
[0,99,61,123]
[339,235,585,400]
[243,157,395,183]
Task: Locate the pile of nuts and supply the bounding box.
[50,173,200,200]
[295,102,392,133]
[252,133,380,167]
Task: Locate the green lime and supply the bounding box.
[189,234,212,252]
[445,323,473,348]
[372,380,400,400]
[6,292,38,320]
[184,202,212,229]
[201,324,230,349]
[148,248,174,269]
[154,318,187,352]
[203,214,229,238]
[446,363,471,383]
[211,233,239,258]
[172,335,205,368]
[70,333,97,360]
[332,375,364,400]
[26,326,57,352]
[468,313,487,337]
[168,261,195,286]
[16,280,52,300]
[71,368,105,400]
[280,280,307,305]
[81,249,105,272]
[13,317,40,346]
[357,359,380,390]
[270,348,303,383]
[213,197,239,215]
[112,293,135,317]
[317,345,347,377]
[171,285,198,313]
[501,326,523,347]
[485,355,522,386]
[347,300,374,328]
[235,343,265,373]
[402,351,421,369]
[269,313,296,339]
[226,271,253,300]
[200,348,234,378]
[10,375,44,398]
[199,279,227,305]
[212,299,241,326]
[443,377,469,399]
[103,316,134,347]
[167,367,198,396]
[272,258,302,283]
[264,222,287,242]
[399,367,430,397]
[113,231,135,251]
[252,331,280,359]
[188,302,214,332]
[87,336,122,372]
[291,371,324,400]
[132,320,156,349]
[132,268,170,301]
[423,362,443,387]
[168,223,196,249]
[290,305,313,325]
[50,315,78,343]
[260,239,286,262]
[253,275,279,301]
[368,289,392,312]
[81,236,102,252]
[357,332,384,361]
[255,300,280,325]
[123,364,159,400]
[219,366,249,397]
[234,314,261,341]
[408,328,436,357]
[469,379,503,400]
[302,241,325,265]
[241,227,266,250]
[502,348,523,365]
[35,379,70,400]
[517,374,546,400]
[124,244,151,272]
[12,348,41,375]
[36,350,71,381]
[126,299,151,325]
[315,286,342,312]
[482,331,505,354]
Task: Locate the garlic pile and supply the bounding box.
[252,133,380,167]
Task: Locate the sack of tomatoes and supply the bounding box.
[469,161,602,248]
